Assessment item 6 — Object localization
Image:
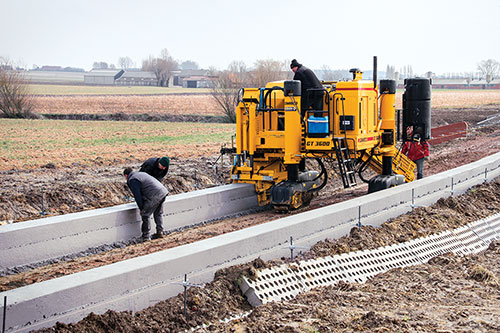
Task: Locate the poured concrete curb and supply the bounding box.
[1,152,499,332]
[0,184,258,270]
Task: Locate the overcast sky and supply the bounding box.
[1,0,499,74]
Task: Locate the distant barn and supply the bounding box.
[115,71,157,86]
[429,79,500,89]
[84,69,124,85]
[173,69,215,88]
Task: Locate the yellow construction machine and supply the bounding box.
[227,57,431,210]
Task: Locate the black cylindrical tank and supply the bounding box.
[284,80,301,96]
[380,79,396,94]
[403,78,431,140]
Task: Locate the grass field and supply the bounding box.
[0,119,235,169]
[27,84,211,96]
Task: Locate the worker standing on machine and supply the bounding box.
[140,156,170,182]
[402,131,430,180]
[290,59,323,115]
[123,167,169,241]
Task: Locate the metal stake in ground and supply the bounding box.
[287,236,308,260]
[411,188,415,209]
[41,188,46,216]
[172,274,202,318]
[2,295,6,333]
[357,206,362,230]
[183,274,187,317]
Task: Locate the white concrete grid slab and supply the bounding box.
[241,212,500,306]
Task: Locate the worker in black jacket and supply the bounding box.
[124,167,169,241]
[290,59,323,115]
[140,156,170,181]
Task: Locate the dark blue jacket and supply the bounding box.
[293,65,322,93]
[140,157,169,181]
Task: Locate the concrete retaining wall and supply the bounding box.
[0,184,258,271]
[1,152,499,332]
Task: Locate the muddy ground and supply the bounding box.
[36,178,500,333]
[1,104,499,332]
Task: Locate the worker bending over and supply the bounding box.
[123,167,169,241]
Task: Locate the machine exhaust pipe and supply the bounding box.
[373,56,377,89]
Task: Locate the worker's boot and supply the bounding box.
[151,232,164,240]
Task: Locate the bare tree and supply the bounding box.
[118,56,134,69]
[318,65,348,81]
[0,58,36,118]
[463,72,474,85]
[92,61,109,69]
[251,59,290,87]
[210,61,250,123]
[319,65,335,81]
[227,61,250,86]
[142,49,178,87]
[385,65,396,79]
[180,60,199,70]
[477,59,499,83]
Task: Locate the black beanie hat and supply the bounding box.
[159,156,170,167]
[290,59,301,69]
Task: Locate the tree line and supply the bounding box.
[93,49,196,88]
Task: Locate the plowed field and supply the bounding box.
[30,90,500,117]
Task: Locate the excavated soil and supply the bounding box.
[1,104,499,332]
[35,179,500,333]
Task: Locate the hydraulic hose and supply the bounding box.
[308,158,328,193]
[357,148,376,183]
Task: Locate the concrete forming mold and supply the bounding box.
[1,152,499,332]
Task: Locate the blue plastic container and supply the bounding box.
[308,116,329,137]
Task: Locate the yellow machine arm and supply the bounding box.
[360,148,416,183]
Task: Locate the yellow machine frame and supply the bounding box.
[231,69,415,207]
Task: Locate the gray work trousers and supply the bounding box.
[141,195,167,238]
[415,158,424,180]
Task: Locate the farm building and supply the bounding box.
[84,70,163,86]
[429,78,500,89]
[173,69,215,88]
[181,75,214,88]
[114,71,157,86]
[24,71,86,84]
[84,69,124,85]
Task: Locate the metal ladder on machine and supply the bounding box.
[333,137,357,188]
